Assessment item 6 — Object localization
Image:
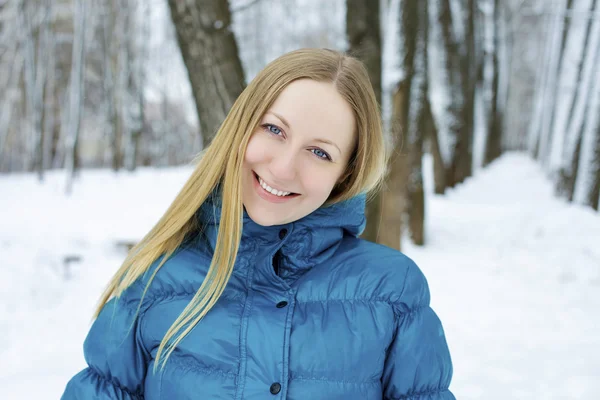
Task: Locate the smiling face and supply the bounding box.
[241,79,357,226]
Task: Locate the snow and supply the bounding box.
[1,153,600,399]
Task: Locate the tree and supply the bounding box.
[379,0,427,250]
[346,0,382,244]
[0,1,24,172]
[557,0,599,199]
[434,0,466,186]
[18,0,52,178]
[532,0,573,162]
[483,0,503,166]
[573,40,600,210]
[167,0,246,147]
[64,0,88,193]
[406,0,429,246]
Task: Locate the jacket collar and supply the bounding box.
[195,187,366,280]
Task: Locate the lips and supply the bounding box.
[253,171,300,198]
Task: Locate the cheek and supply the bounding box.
[244,133,266,165]
[301,167,342,198]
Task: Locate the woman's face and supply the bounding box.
[242,79,357,226]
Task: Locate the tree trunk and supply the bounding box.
[428,99,446,194]
[346,0,382,244]
[537,0,572,165]
[457,0,476,181]
[380,85,409,250]
[379,0,419,250]
[167,0,245,147]
[42,15,57,174]
[483,0,502,166]
[574,98,600,210]
[588,127,600,210]
[557,0,599,198]
[0,29,23,171]
[573,48,600,210]
[407,0,429,246]
[100,0,114,169]
[549,0,595,178]
[437,0,466,187]
[64,0,87,194]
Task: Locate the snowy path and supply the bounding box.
[1,153,599,399]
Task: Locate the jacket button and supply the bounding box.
[270,382,281,394]
[278,229,287,239]
[276,301,288,308]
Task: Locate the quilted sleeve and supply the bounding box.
[61,290,150,400]
[382,259,455,400]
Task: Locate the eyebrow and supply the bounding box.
[268,112,342,155]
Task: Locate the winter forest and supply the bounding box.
[1,0,600,399]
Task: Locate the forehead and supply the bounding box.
[266,79,356,150]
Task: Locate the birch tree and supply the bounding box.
[124,0,150,171]
[0,2,24,172]
[483,0,503,166]
[557,0,599,199]
[64,0,88,193]
[458,0,477,180]
[573,40,600,210]
[534,0,572,162]
[433,0,465,186]
[100,0,118,170]
[549,0,596,178]
[19,0,52,177]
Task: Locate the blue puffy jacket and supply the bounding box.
[62,193,454,399]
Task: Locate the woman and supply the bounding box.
[62,48,454,399]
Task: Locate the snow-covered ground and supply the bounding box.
[1,152,599,399]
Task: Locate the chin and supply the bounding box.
[245,205,287,226]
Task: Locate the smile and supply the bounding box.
[253,172,300,202]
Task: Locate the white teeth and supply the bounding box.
[257,175,291,196]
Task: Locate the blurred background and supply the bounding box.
[1,0,599,398]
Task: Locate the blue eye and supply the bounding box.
[264,124,282,136]
[312,148,331,161]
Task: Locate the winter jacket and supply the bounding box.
[62,191,455,400]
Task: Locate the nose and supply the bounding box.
[268,147,297,183]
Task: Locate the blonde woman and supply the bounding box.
[62,48,454,399]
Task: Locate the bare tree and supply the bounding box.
[483,0,503,166]
[434,0,466,186]
[100,0,118,170]
[64,0,88,193]
[460,0,477,172]
[167,0,246,147]
[573,41,600,210]
[534,0,573,163]
[19,0,51,178]
[407,0,429,246]
[0,2,24,172]
[379,0,428,250]
[557,0,599,199]
[346,0,382,244]
[124,0,150,172]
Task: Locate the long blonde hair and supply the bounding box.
[95,48,387,372]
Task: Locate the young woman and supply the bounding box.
[62,48,454,400]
